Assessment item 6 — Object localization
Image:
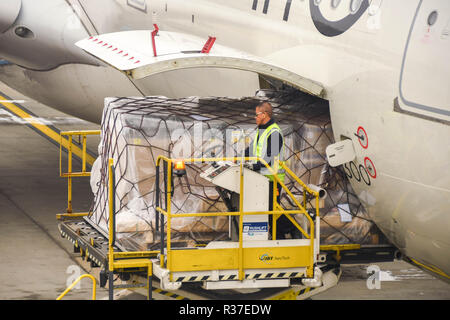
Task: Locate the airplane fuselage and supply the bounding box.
[0,0,449,279]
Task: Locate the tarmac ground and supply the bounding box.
[0,81,448,301]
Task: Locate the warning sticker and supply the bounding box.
[355,126,368,149]
[364,157,377,178]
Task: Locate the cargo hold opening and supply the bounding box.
[86,83,387,252]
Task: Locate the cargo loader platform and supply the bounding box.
[58,213,344,300]
[57,213,395,300]
[56,131,395,300]
[56,131,338,300]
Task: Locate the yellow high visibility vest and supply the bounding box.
[252,122,285,182]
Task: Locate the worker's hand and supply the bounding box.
[243,162,253,170]
[252,162,262,171]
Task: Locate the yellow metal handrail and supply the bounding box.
[102,155,320,283]
[280,162,321,217]
[155,156,320,280]
[56,274,97,300]
[105,159,157,300]
[156,156,317,231]
[108,158,115,276]
[106,158,160,263]
[59,130,100,213]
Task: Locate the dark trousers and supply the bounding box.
[268,181,282,211]
[268,181,296,239]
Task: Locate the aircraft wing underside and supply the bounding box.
[75,28,324,98]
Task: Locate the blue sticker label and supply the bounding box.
[243,222,268,234]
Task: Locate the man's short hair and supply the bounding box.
[256,102,273,118]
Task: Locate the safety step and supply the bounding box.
[113,258,152,270]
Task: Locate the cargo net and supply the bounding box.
[88,89,379,251]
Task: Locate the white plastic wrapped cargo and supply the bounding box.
[88,91,377,251]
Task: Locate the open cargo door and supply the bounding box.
[75,27,325,98]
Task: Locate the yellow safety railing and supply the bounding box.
[107,158,160,264]
[106,158,157,300]
[56,274,97,300]
[155,156,321,280]
[59,130,100,214]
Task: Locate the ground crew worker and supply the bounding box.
[245,102,296,239]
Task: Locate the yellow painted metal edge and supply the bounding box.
[156,207,308,218]
[60,172,91,177]
[113,258,152,269]
[410,258,450,280]
[56,212,90,220]
[57,274,97,300]
[320,244,361,251]
[108,158,115,273]
[113,251,159,259]
[61,130,101,135]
